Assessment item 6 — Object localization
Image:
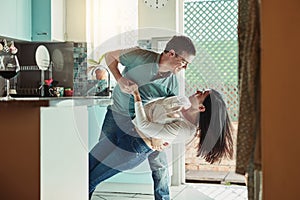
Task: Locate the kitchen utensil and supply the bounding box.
[44,78,53,86]
[49,87,64,97]
[64,88,73,97]
[9,41,18,54]
[52,49,64,72]
[35,45,50,96]
[0,54,20,100]
[35,45,50,70]
[2,39,10,53]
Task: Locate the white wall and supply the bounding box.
[64,0,178,42]
[138,0,178,39]
[65,0,86,42]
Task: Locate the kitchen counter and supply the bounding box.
[0,100,49,200]
[1,96,112,107]
[11,96,111,100]
[0,96,111,200]
[0,96,170,199]
[47,96,112,107]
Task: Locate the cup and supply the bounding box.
[64,88,73,97]
[49,87,64,97]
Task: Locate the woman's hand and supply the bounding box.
[151,138,169,151]
[132,88,141,102]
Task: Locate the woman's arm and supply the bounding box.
[132,89,190,143]
[133,89,167,150]
[132,89,141,102]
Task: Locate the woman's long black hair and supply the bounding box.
[197,90,233,164]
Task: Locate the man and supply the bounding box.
[89,35,196,200]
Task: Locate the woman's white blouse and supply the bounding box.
[132,96,197,144]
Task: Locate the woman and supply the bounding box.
[89,89,233,197]
[132,88,233,163]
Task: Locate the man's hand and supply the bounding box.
[118,77,138,94]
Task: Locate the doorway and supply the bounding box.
[181,0,244,185]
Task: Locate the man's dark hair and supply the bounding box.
[164,35,196,56]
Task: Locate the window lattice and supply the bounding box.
[184,0,239,121]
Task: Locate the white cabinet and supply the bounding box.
[41,105,88,200]
[40,101,172,198]
[0,0,31,41]
[0,0,86,42]
[88,105,107,149]
[17,0,32,40]
[51,0,65,41]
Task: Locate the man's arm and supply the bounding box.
[105,49,138,94]
[105,50,122,81]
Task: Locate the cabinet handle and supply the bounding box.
[37,32,48,35]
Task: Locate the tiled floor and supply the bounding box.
[91,183,248,200]
[186,170,246,184]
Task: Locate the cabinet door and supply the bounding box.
[51,0,65,41]
[41,106,88,200]
[16,0,32,40]
[0,0,31,41]
[31,0,65,41]
[88,106,107,150]
[32,0,51,41]
[0,0,17,39]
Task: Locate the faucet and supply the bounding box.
[88,65,111,96]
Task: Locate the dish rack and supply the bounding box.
[16,63,53,97]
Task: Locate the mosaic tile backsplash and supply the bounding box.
[73,42,108,96]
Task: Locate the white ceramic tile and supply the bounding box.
[170,184,188,192]
[214,189,236,200]
[95,182,153,194]
[93,194,135,200]
[91,183,248,200]
[131,197,154,200]
[169,184,188,198]
[133,194,154,199]
[172,187,213,200]
[99,196,136,200]
[93,192,135,198]
[186,183,248,200]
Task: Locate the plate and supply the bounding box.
[35,45,50,70]
[52,49,64,72]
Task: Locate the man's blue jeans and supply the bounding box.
[148,151,170,200]
[89,108,170,200]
